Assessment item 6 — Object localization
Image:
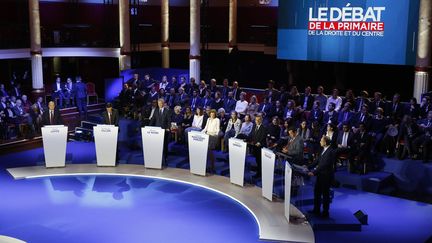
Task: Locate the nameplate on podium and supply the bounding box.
[188,131,209,176]
[229,138,247,186]
[142,126,165,169]
[261,148,276,201]
[42,125,68,168]
[94,125,118,167]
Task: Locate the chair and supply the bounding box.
[86,82,98,105]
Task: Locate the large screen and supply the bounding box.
[277,0,420,65]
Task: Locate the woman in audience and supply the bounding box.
[224,111,242,151]
[297,120,311,141]
[288,86,300,106]
[218,108,228,137]
[306,121,322,160]
[171,106,184,143]
[184,106,204,141]
[202,109,220,173]
[324,123,338,148]
[267,116,281,147]
[235,92,249,117]
[213,91,224,111]
[247,95,259,119]
[236,114,253,140]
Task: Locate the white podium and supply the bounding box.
[41,125,68,168]
[261,148,276,201]
[141,126,165,169]
[94,125,118,167]
[228,138,247,186]
[188,131,209,176]
[284,161,293,222]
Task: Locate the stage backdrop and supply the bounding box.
[277,0,420,65]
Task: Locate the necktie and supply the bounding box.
[344,112,348,121]
[50,111,54,125]
[342,133,348,147]
[261,104,265,112]
[160,108,163,115]
[360,114,364,122]
[108,113,112,125]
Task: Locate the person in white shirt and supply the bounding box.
[235,92,249,116]
[184,107,204,141]
[326,89,342,112]
[202,109,220,173]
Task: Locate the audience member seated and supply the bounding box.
[413,111,432,162]
[315,86,327,111]
[420,96,431,119]
[351,123,372,174]
[355,90,370,113]
[323,102,339,127]
[308,100,324,125]
[184,106,204,140]
[234,92,248,117]
[266,116,281,147]
[405,97,421,120]
[224,111,242,151]
[299,86,314,112]
[236,114,253,140]
[397,115,419,159]
[326,89,342,112]
[323,123,338,148]
[246,95,259,119]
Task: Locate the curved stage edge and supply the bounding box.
[7,164,314,243]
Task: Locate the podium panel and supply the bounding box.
[142,126,165,169]
[41,125,68,168]
[188,131,209,176]
[228,138,247,186]
[94,125,119,167]
[285,161,292,222]
[261,148,276,201]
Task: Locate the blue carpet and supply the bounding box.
[0,174,263,243]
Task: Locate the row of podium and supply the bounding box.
[42,125,292,220]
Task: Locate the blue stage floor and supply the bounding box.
[1,141,432,243]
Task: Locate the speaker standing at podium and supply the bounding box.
[149,98,172,165]
[41,101,63,126]
[307,136,336,218]
[248,115,267,181]
[102,103,119,126]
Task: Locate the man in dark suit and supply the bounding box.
[281,127,304,165]
[220,78,231,99]
[231,81,242,100]
[223,91,237,114]
[52,77,65,108]
[102,103,119,126]
[190,90,201,111]
[41,101,63,126]
[257,97,273,122]
[264,80,280,104]
[386,93,404,120]
[369,92,386,114]
[299,86,314,111]
[336,123,354,157]
[248,115,268,181]
[308,136,336,218]
[355,90,370,113]
[149,98,172,165]
[175,87,189,107]
[74,76,87,117]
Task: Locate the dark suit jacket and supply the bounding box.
[355,98,370,112]
[309,147,335,177]
[248,124,268,147]
[257,103,272,117]
[224,98,237,113]
[74,82,87,99]
[283,135,304,164]
[369,100,386,113]
[41,109,63,126]
[149,107,172,130]
[308,109,324,124]
[386,102,404,119]
[102,109,120,126]
[336,131,355,148]
[299,94,314,111]
[352,112,372,129]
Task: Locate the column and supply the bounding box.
[29,0,44,97]
[161,0,170,68]
[228,0,237,53]
[414,0,432,100]
[190,0,201,82]
[119,0,131,71]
